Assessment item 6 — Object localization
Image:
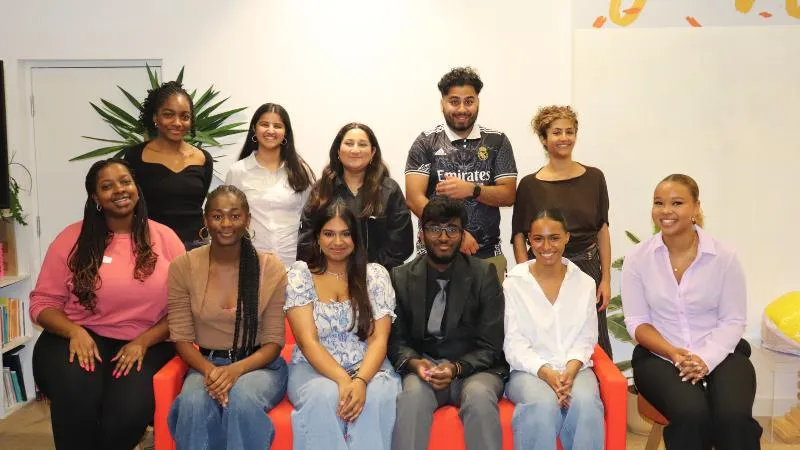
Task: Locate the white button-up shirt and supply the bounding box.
[225,154,311,268]
[503,258,598,375]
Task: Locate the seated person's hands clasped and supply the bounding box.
[671,348,708,384]
[409,358,456,390]
[205,364,243,407]
[338,377,367,422]
[538,360,583,408]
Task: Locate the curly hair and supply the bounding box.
[69,159,157,312]
[659,174,705,227]
[307,123,389,218]
[238,103,315,193]
[204,185,261,360]
[139,80,196,139]
[531,105,579,148]
[437,66,484,96]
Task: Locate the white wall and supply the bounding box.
[574,25,800,341]
[1,0,573,278]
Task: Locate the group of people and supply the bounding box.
[26,65,761,450]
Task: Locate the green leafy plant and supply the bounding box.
[1,157,32,226]
[606,230,642,374]
[71,64,247,161]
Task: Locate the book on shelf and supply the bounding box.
[0,297,27,347]
[2,348,27,402]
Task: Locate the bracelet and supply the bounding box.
[452,361,462,378]
[353,375,368,385]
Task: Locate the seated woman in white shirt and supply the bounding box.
[503,209,604,450]
[225,103,315,267]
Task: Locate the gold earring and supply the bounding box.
[691,217,696,224]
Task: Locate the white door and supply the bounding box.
[31,64,161,262]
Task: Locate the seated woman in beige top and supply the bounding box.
[166,185,288,450]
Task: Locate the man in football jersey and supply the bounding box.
[405,66,517,280]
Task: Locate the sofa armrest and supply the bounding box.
[591,345,627,450]
[153,356,189,450]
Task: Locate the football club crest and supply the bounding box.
[477,146,488,161]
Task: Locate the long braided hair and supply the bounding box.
[68,159,157,312]
[307,200,373,340]
[205,185,261,360]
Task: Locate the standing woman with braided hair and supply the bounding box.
[167,185,288,450]
[124,80,213,249]
[30,159,184,450]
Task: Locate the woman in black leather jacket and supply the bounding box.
[297,123,413,270]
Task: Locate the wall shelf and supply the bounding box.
[0,273,30,289]
[1,335,32,354]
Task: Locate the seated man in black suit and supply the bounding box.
[388,196,508,450]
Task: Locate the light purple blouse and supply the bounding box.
[621,226,747,372]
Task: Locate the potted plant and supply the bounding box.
[71,64,247,162]
[1,157,31,226]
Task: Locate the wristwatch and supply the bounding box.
[472,184,481,198]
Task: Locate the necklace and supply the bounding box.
[325,271,346,280]
[670,233,698,272]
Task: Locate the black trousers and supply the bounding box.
[33,329,175,450]
[568,250,613,358]
[632,340,762,450]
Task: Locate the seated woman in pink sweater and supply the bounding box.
[29,159,184,450]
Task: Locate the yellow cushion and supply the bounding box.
[764,291,800,344]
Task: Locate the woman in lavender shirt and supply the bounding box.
[621,174,761,450]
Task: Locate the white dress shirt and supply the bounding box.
[225,154,311,268]
[503,258,598,375]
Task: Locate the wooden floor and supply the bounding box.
[0,401,796,449]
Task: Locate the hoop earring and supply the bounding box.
[247,227,256,240]
[251,134,257,143]
[96,203,102,212]
[198,226,210,241]
[281,138,288,145]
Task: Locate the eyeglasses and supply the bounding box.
[423,224,462,238]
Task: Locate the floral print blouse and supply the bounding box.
[284,261,397,370]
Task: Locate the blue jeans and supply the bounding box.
[287,359,401,450]
[168,355,288,450]
[505,369,604,450]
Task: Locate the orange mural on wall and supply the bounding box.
[609,0,648,26]
[595,0,799,27]
[787,0,800,18]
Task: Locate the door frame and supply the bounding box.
[21,59,161,277]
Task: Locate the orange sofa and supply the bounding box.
[153,324,626,450]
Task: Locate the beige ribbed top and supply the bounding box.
[167,245,286,349]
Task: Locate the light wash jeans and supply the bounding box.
[287,359,401,450]
[168,355,288,450]
[505,369,604,450]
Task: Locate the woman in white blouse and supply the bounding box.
[225,103,315,267]
[503,209,604,450]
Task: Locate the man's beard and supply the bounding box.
[444,113,477,132]
[425,239,461,265]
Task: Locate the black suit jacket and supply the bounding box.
[387,253,509,379]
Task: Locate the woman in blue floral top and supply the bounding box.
[285,200,401,450]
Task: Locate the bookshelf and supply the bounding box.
[0,220,35,420]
